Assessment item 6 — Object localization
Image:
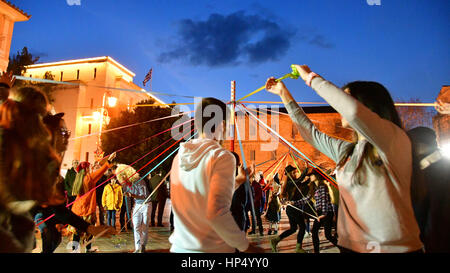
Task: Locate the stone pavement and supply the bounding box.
[34,200,339,253]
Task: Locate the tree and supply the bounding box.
[101,99,185,178]
[7,46,39,75]
[397,98,435,130]
[7,46,57,103]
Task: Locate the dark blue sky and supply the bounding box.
[10,0,450,106]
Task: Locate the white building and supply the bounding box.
[0,0,30,71]
[25,56,165,171]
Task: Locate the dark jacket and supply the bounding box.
[149,175,168,202]
[251,181,263,208]
[413,155,450,253]
[230,183,249,231]
[64,168,77,197]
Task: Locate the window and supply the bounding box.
[88,124,92,134]
[85,152,89,162]
[77,69,80,80]
[271,150,277,160]
[90,98,94,109]
[250,150,256,161]
[94,68,97,79]
[249,119,257,139]
[60,71,63,81]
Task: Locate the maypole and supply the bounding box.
[230,80,236,152]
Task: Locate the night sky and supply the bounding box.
[9,0,450,107]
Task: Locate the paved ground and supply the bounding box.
[33,200,339,253]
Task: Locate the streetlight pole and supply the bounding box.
[95,92,107,160]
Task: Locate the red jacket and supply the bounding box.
[71,162,111,217]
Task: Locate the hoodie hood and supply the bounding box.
[179,138,222,171]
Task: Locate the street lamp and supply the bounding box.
[441,143,450,159]
[107,96,118,108]
[95,91,117,161]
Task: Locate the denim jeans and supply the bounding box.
[312,212,337,253]
[279,205,306,245]
[107,210,116,228]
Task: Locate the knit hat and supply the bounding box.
[76,161,90,172]
[284,165,296,175]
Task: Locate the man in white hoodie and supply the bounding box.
[169,97,263,253]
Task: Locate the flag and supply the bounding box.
[143,68,152,86]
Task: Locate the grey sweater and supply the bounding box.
[285,77,423,253]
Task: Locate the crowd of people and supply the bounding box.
[169,64,449,254]
[0,61,449,254]
[0,72,171,253]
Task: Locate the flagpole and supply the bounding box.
[150,71,152,93]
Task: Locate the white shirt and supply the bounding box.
[169,138,249,253]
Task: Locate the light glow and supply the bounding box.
[107,96,118,108]
[92,111,101,121]
[441,143,450,159]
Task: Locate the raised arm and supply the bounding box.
[265,77,352,164]
[294,65,409,161]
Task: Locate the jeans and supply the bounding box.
[132,203,150,250]
[106,210,116,228]
[312,212,337,253]
[279,205,306,245]
[251,204,264,234]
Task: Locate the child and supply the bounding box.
[102,177,123,229]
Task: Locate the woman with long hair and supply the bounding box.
[291,169,337,253]
[271,165,311,253]
[265,65,423,253]
[265,173,281,235]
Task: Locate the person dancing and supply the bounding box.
[265,65,423,253]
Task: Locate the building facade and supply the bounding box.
[0,0,30,71]
[25,56,165,172]
[433,85,450,149]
